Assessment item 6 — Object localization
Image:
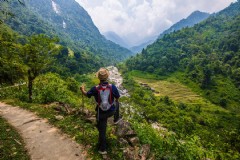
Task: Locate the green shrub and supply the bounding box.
[131,121,207,160]
[33,73,80,105]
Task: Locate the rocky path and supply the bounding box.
[0,102,87,160]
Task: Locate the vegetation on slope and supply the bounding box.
[0,72,123,160]
[120,71,240,159]
[0,117,30,160]
[125,1,240,110]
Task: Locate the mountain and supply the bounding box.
[125,1,240,108]
[5,0,133,64]
[158,10,210,39]
[129,38,156,54]
[103,31,129,48]
[129,11,210,54]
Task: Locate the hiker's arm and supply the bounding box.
[80,85,87,97]
[112,85,120,101]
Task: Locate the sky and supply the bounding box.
[76,0,236,47]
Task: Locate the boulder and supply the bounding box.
[51,102,72,114]
[125,130,137,137]
[123,147,140,160]
[115,120,132,138]
[140,144,151,160]
[128,137,140,147]
[119,138,129,147]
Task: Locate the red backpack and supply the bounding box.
[96,84,113,111]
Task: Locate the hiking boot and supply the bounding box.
[98,150,107,155]
[114,118,122,125]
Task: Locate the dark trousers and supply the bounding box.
[114,102,120,122]
[96,104,120,151]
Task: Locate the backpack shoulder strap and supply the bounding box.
[107,84,113,104]
[96,85,101,106]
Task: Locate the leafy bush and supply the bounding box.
[33,73,80,105]
[131,121,207,160]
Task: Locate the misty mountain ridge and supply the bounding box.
[129,38,157,54]
[128,10,210,53]
[158,10,210,39]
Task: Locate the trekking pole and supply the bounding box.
[81,83,85,113]
[82,92,84,112]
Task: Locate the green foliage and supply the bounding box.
[125,1,240,111]
[132,122,207,160]
[0,117,30,160]
[21,34,60,101]
[0,24,26,84]
[121,74,240,159]
[0,0,24,24]
[0,72,81,106]
[22,34,59,77]
[33,73,80,105]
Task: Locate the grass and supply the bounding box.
[132,77,228,113]
[0,117,30,160]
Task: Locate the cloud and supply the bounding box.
[76,0,236,46]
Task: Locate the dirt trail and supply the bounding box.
[0,102,87,160]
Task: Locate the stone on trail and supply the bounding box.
[55,115,64,120]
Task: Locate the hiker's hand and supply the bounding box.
[80,84,85,92]
[80,84,87,96]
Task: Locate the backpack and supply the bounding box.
[96,84,113,111]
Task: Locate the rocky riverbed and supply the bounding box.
[107,66,129,97]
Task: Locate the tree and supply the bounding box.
[22,34,59,102]
[0,0,25,24]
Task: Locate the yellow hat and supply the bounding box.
[96,68,110,80]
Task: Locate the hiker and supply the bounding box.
[80,68,121,155]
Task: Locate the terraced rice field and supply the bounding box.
[133,77,229,112]
[134,77,220,106]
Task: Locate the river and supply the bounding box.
[107,66,129,97]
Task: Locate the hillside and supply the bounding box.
[120,69,240,159]
[5,0,133,64]
[125,1,240,109]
